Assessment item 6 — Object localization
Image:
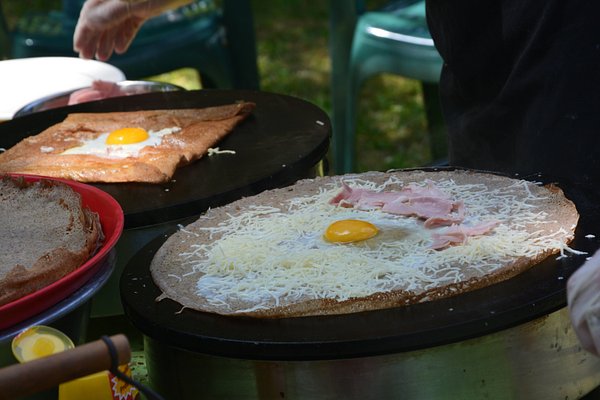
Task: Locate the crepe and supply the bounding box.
[0,102,255,183]
[0,175,102,307]
[150,170,579,318]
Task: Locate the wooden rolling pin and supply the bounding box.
[0,334,130,400]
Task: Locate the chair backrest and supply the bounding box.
[0,5,11,59]
[59,0,221,37]
[3,0,259,89]
[59,0,219,26]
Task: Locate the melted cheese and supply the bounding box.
[177,177,579,313]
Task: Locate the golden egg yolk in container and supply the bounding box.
[324,219,379,243]
[12,325,74,363]
[105,127,149,145]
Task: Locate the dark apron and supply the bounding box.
[426,0,600,184]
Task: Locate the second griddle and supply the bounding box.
[1,89,330,228]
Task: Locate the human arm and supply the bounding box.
[73,0,193,61]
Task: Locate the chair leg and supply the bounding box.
[329,0,359,175]
[340,64,365,174]
[222,0,260,89]
[0,4,11,59]
[198,72,216,89]
[421,82,447,162]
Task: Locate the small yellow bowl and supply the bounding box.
[11,325,75,363]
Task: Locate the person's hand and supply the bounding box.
[73,0,192,61]
[568,249,600,356]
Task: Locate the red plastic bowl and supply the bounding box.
[0,174,124,330]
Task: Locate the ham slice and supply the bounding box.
[330,181,502,250]
[329,182,406,209]
[430,220,501,250]
[423,201,466,228]
[330,180,464,226]
[382,195,453,219]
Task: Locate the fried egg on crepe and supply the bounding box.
[0,102,255,183]
[150,170,580,318]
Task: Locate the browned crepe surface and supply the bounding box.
[0,102,255,183]
[150,170,579,318]
[0,176,102,306]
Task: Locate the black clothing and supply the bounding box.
[426,0,600,184]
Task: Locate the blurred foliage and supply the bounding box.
[2,0,434,172]
[2,1,61,27]
[250,1,432,172]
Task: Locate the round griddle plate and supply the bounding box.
[1,90,330,228]
[121,168,600,360]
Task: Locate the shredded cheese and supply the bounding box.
[207,147,236,156]
[176,176,580,313]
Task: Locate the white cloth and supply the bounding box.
[0,57,124,120]
[568,249,600,356]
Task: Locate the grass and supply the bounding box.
[3,0,437,172]
[247,1,434,172]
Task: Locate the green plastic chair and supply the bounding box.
[2,0,259,89]
[329,0,444,174]
[0,7,9,59]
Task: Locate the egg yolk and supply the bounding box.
[324,219,379,243]
[105,127,149,145]
[31,336,56,358]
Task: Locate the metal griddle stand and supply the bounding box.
[120,172,600,399]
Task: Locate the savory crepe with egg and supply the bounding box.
[0,102,255,183]
[150,169,580,318]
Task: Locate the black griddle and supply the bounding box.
[120,168,600,361]
[1,90,330,228]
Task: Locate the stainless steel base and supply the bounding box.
[144,307,600,399]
